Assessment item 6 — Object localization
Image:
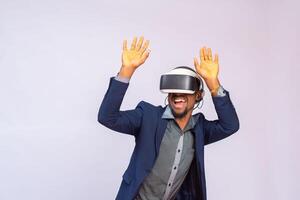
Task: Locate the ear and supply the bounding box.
[195,90,204,102]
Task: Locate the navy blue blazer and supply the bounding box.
[98,77,239,200]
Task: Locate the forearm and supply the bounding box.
[98,77,129,125]
[98,77,143,135]
[204,90,239,145]
[212,91,239,132]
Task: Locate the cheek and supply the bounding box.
[187,98,196,107]
[167,97,173,105]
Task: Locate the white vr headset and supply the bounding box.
[160,66,204,94]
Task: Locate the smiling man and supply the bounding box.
[98,36,239,200]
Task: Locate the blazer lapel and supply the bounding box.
[155,117,168,155]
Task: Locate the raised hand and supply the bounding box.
[119,36,150,79]
[122,36,150,69]
[194,47,219,80]
[194,47,221,95]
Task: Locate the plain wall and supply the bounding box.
[0,0,299,199]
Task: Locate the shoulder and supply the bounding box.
[136,101,166,115]
[193,111,204,118]
[193,112,205,123]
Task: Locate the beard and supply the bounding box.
[170,106,189,119]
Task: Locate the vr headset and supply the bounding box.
[160,66,204,94]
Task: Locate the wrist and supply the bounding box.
[119,66,136,79]
[210,88,220,97]
[204,78,220,92]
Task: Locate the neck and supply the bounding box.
[174,110,193,130]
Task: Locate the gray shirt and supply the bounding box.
[136,106,199,200]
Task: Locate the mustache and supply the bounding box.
[170,94,187,98]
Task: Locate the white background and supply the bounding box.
[0,0,299,199]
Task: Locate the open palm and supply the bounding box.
[194,47,219,80]
[122,36,150,69]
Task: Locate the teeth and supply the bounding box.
[174,98,185,103]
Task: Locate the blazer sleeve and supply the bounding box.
[203,90,240,145]
[97,77,143,137]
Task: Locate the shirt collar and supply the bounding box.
[162,105,199,131]
[162,105,174,119]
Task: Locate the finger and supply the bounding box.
[123,40,127,51]
[203,47,208,60]
[140,49,151,63]
[136,36,144,51]
[200,48,204,62]
[130,37,137,50]
[214,54,219,64]
[194,57,199,67]
[208,48,212,60]
[140,40,150,54]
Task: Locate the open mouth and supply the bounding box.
[172,95,187,109]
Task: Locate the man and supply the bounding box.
[98,36,239,200]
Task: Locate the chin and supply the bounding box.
[171,107,188,119]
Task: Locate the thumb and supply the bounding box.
[194,57,199,67]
